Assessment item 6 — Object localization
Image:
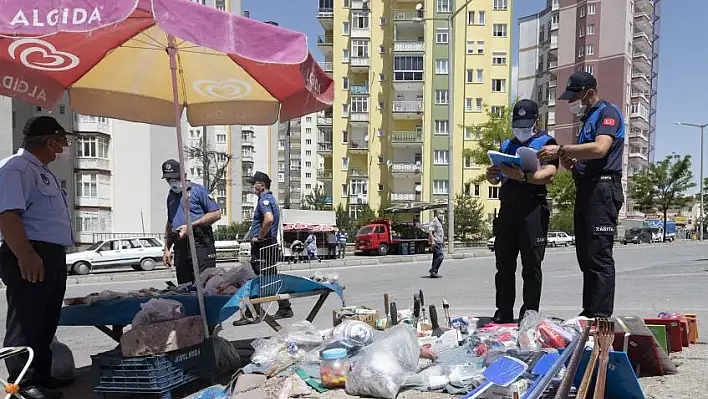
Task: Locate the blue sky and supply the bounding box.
[244,0,707,189]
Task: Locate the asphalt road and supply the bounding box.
[0,241,706,397]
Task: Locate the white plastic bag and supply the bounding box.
[131,298,185,327]
[330,320,375,346]
[50,337,76,380]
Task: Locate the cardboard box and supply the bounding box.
[613,316,677,377]
[332,306,379,327]
[120,315,205,358]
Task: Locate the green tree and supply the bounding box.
[186,138,233,195]
[453,194,489,242]
[303,185,331,210]
[335,203,352,231]
[464,103,515,168]
[630,153,695,241]
[356,205,378,226]
[549,209,574,233]
[214,220,251,241]
[547,171,577,212]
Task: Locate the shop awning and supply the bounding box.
[382,200,449,214]
[283,223,339,232]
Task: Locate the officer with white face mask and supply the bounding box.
[485,100,559,323]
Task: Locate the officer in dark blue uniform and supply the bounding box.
[233,171,293,326]
[486,100,559,323]
[0,116,74,399]
[538,71,625,318]
[161,159,221,285]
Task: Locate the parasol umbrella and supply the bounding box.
[0,0,334,338]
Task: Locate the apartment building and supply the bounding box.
[518,0,660,218]
[317,0,512,220]
[240,124,280,220]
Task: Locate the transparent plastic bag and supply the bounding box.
[131,298,185,327]
[50,337,76,380]
[345,324,420,399]
[331,320,375,346]
[518,310,543,351]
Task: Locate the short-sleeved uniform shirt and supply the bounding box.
[429,217,444,244]
[249,191,280,240]
[498,131,559,201]
[574,100,625,177]
[0,148,74,247]
[167,182,219,230]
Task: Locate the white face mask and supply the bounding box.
[55,146,71,162]
[169,181,182,194]
[512,127,534,142]
[568,100,586,116]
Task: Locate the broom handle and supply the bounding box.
[554,321,592,399]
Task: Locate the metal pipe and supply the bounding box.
[701,125,704,241]
[447,13,455,254]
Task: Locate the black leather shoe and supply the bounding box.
[19,386,63,399]
[492,310,514,324]
[42,377,75,390]
[272,308,294,320]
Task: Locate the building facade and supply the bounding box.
[317,0,513,221]
[518,0,660,218]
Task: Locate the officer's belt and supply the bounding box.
[574,173,621,183]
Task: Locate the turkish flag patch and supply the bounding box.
[602,118,616,127]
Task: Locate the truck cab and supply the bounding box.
[355,219,428,256]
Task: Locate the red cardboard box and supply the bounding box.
[644,318,683,353]
[613,316,677,377]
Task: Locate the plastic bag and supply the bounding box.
[222,265,256,287]
[131,298,185,327]
[199,268,222,286]
[518,310,543,351]
[282,321,325,350]
[193,385,230,399]
[50,337,76,380]
[212,326,241,373]
[250,337,307,374]
[345,324,420,399]
[331,320,375,346]
[204,275,226,296]
[537,319,574,349]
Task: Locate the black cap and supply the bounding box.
[512,99,539,129]
[23,115,69,138]
[248,171,271,184]
[559,71,597,100]
[161,159,181,179]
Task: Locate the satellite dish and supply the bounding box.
[415,3,423,11]
[387,160,393,166]
[415,185,422,192]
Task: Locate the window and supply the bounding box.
[493,0,507,10]
[433,180,448,195]
[492,51,507,65]
[465,97,473,112]
[579,6,586,17]
[341,157,349,170]
[578,46,584,58]
[436,28,449,44]
[341,183,348,197]
[491,106,504,117]
[466,40,475,54]
[342,76,349,89]
[435,58,449,74]
[342,49,349,62]
[343,0,349,7]
[434,120,449,135]
[464,156,472,168]
[587,4,596,15]
[478,11,485,25]
[305,172,312,178]
[306,161,312,168]
[75,212,105,233]
[492,24,507,37]
[305,116,312,123]
[491,79,506,92]
[488,186,499,199]
[477,40,485,54]
[476,69,484,83]
[476,98,483,112]
[305,150,312,157]
[75,173,98,198]
[351,96,368,113]
[435,89,449,105]
[58,105,66,114]
[394,56,424,81]
[216,133,227,143]
[343,21,350,35]
[466,69,474,83]
[578,25,585,37]
[351,39,369,57]
[437,0,450,13]
[467,11,475,25]
[342,103,349,116]
[587,24,595,35]
[434,150,449,165]
[76,136,109,158]
[189,128,202,139]
[350,179,367,196]
[473,184,480,196]
[306,139,312,145]
[305,127,312,135]
[584,64,594,75]
[352,11,369,29]
[586,44,595,56]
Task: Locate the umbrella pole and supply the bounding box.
[167,35,211,340]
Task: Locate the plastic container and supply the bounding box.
[319,348,350,388]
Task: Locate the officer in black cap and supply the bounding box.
[233,171,293,325]
[161,159,221,284]
[538,71,625,318]
[485,99,559,323]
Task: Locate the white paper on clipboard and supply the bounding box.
[517,147,541,172]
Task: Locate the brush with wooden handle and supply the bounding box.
[554,319,593,399]
[441,299,451,328]
[593,319,615,399]
[576,319,603,399]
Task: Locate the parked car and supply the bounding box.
[66,237,165,275]
[487,236,495,251]
[546,231,574,247]
[620,227,653,245]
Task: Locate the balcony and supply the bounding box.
[349,83,369,95]
[350,57,370,72]
[394,40,424,53]
[629,151,649,162]
[551,0,559,11]
[75,157,111,171]
[317,115,333,126]
[633,31,651,51]
[317,170,333,180]
[319,61,333,73]
[349,168,368,178]
[391,130,423,145]
[635,0,654,14]
[317,35,333,51]
[629,129,650,142]
[632,73,651,93]
[349,111,369,123]
[549,60,558,69]
[347,140,368,153]
[391,162,421,175]
[350,0,367,9]
[349,193,369,204]
[632,53,651,75]
[549,78,557,88]
[393,9,419,22]
[631,89,650,104]
[634,12,653,34]
[317,7,333,28]
[392,100,423,119]
[391,192,420,202]
[351,27,371,38]
[550,20,559,31]
[549,35,558,50]
[241,152,254,163]
[317,142,333,155]
[75,195,112,209]
[74,115,110,134]
[241,136,254,147]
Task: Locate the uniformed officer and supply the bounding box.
[161,159,221,285]
[538,71,625,318]
[233,171,293,326]
[486,99,559,324]
[0,116,75,399]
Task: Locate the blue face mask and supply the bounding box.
[169,181,182,194]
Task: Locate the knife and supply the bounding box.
[390,302,398,325]
[419,289,427,323]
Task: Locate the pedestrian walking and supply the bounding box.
[337,230,348,258]
[0,116,75,399]
[233,171,293,325]
[428,209,445,278]
[538,71,625,318]
[305,233,320,263]
[161,159,221,285]
[326,231,337,259]
[486,100,559,323]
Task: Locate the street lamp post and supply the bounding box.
[675,121,708,240]
[417,0,473,254]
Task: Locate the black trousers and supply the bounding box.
[0,241,67,385]
[494,198,550,317]
[250,239,291,311]
[172,226,217,284]
[574,177,624,317]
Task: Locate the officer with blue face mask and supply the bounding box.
[161,159,221,284]
[538,71,624,318]
[485,100,559,323]
[0,116,74,399]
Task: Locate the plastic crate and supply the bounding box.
[91,349,198,395]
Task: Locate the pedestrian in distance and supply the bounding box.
[233,171,293,326]
[486,99,559,324]
[161,159,221,285]
[305,232,320,263]
[0,116,76,399]
[337,230,347,258]
[538,71,625,318]
[428,209,445,278]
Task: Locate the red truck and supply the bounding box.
[355,219,429,256]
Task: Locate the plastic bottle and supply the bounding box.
[320,348,350,388]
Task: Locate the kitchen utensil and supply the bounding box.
[593,318,615,399]
[554,320,593,399]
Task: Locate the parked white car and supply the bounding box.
[66,237,165,275]
[547,231,574,247]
